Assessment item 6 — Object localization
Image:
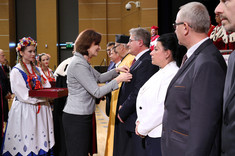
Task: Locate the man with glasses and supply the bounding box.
[161,2,227,156]
[113,28,159,156]
[109,46,122,68]
[215,0,235,155]
[106,42,116,71]
[105,43,123,116]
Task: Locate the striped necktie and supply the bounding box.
[131,58,136,66]
[180,54,188,68]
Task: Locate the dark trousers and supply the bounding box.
[113,123,133,156]
[145,136,162,156]
[129,131,146,156]
[62,112,92,156]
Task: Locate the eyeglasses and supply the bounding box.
[106,49,112,56]
[112,44,121,49]
[106,49,111,53]
[109,51,118,55]
[172,22,184,29]
[111,44,121,53]
[129,38,138,43]
[173,22,192,30]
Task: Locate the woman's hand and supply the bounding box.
[135,121,145,138]
[5,92,12,99]
[115,72,132,83]
[116,65,130,73]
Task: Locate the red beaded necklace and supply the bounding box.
[41,66,50,77]
[22,61,37,78]
[22,61,42,90]
[41,66,55,82]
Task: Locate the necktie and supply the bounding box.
[131,58,136,66]
[180,54,188,68]
[1,65,6,75]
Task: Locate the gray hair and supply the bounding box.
[129,27,151,47]
[179,2,210,34]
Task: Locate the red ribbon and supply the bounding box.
[37,103,41,114]
[27,75,33,90]
[35,80,43,89]
[48,77,55,82]
[41,75,47,82]
[41,68,55,82]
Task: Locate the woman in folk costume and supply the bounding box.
[1,37,54,156]
[38,53,55,85]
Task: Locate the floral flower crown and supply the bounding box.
[16,37,37,52]
[39,53,51,59]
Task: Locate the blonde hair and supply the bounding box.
[19,58,45,84]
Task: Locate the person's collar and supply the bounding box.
[74,52,90,63]
[135,49,149,61]
[115,61,121,67]
[186,37,209,59]
[75,51,85,58]
[121,53,129,61]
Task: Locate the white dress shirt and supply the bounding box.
[136,61,179,138]
[185,37,209,61]
[134,49,149,61]
[115,61,121,68]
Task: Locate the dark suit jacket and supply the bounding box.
[0,66,10,97]
[161,39,227,156]
[0,66,11,121]
[221,51,235,155]
[117,50,159,132]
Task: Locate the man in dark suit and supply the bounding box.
[0,49,11,150]
[113,28,159,156]
[0,81,3,149]
[215,1,235,155]
[161,2,227,156]
[0,49,11,122]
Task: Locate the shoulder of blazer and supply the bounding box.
[180,39,214,69]
[73,53,89,66]
[139,50,151,60]
[194,39,213,56]
[130,50,152,71]
[166,39,213,90]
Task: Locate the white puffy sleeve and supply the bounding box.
[10,68,49,104]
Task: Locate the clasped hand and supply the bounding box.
[115,65,132,83]
[116,65,130,73]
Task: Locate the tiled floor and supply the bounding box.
[94,100,109,156]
